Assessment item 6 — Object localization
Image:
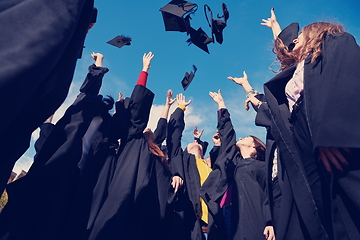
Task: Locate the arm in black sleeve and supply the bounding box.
[209,146,220,168]
[73,64,109,105]
[166,108,185,179]
[154,118,167,146]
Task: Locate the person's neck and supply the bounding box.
[240,148,254,159]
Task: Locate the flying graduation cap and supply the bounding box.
[278,23,299,51]
[186,27,212,53]
[204,3,229,44]
[181,65,197,90]
[107,35,132,48]
[160,0,198,32]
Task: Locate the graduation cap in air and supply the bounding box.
[160,0,198,32]
[186,27,213,53]
[182,65,197,90]
[107,35,132,48]
[204,3,229,44]
[278,23,299,51]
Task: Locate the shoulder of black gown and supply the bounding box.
[304,32,360,149]
[125,85,155,139]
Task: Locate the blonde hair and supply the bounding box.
[273,22,345,70]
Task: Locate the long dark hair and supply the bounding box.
[249,135,266,161]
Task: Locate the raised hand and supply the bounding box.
[193,125,204,139]
[228,71,249,86]
[209,89,226,108]
[176,93,191,107]
[261,8,277,29]
[212,131,221,146]
[166,90,176,107]
[117,92,124,102]
[91,52,104,67]
[260,8,281,39]
[142,52,154,72]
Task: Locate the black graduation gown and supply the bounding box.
[263,32,360,239]
[0,0,94,194]
[253,94,311,240]
[0,64,111,240]
[87,85,173,240]
[201,108,271,240]
[167,107,209,240]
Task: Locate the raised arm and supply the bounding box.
[154,90,176,145]
[136,52,154,87]
[228,71,263,111]
[166,93,191,193]
[160,90,175,119]
[193,125,209,156]
[74,53,109,105]
[91,52,104,67]
[261,8,281,40]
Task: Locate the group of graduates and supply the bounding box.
[0,1,360,240]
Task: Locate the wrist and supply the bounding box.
[218,103,226,109]
[178,105,186,111]
[246,88,260,99]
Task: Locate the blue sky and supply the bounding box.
[13,0,360,174]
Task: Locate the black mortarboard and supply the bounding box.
[186,27,212,53]
[91,7,98,23]
[160,0,198,32]
[278,23,299,51]
[181,65,197,90]
[107,35,132,48]
[204,3,229,44]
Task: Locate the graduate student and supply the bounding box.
[263,20,360,239]
[87,52,183,240]
[228,71,301,239]
[200,90,274,240]
[0,0,95,194]
[0,52,114,240]
[166,93,212,240]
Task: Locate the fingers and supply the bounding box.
[263,227,269,238]
[318,148,332,174]
[172,176,183,193]
[244,98,251,111]
[118,92,123,101]
[144,52,154,59]
[270,7,275,19]
[318,147,349,173]
[330,147,349,169]
[324,148,342,172]
[243,71,247,78]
